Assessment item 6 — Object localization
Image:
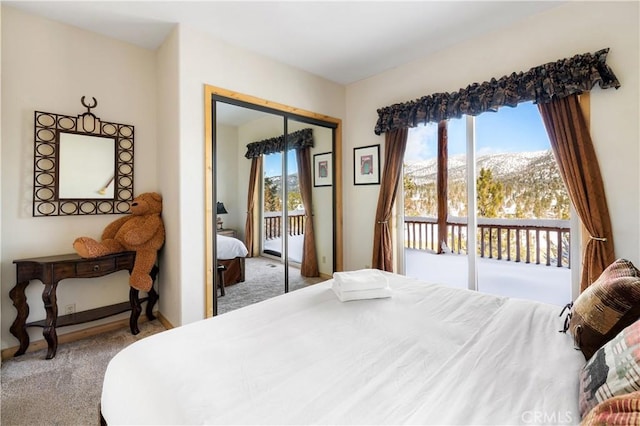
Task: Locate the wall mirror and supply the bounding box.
[33,97,134,216]
[205,85,343,317]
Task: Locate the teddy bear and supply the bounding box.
[73,192,165,292]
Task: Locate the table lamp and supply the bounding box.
[216,202,228,230]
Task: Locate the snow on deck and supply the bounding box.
[405,248,571,307]
[263,237,571,307]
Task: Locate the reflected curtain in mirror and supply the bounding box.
[296,147,319,277]
[244,128,319,277]
[244,128,314,158]
[244,157,262,258]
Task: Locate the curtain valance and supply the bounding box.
[374,48,620,135]
[245,128,314,159]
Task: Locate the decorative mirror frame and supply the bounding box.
[33,97,134,216]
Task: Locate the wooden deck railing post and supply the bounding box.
[436,121,448,254]
[489,228,494,259]
[263,212,307,241]
[545,230,551,266]
[557,231,562,267]
[403,216,570,268]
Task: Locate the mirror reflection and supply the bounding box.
[212,99,335,316]
[33,104,134,216]
[58,132,116,199]
[286,120,334,278]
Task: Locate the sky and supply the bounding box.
[405,101,551,161]
[264,101,550,176]
[264,149,298,178]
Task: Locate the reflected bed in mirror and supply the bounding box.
[33,98,134,216]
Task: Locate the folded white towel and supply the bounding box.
[332,269,389,292]
[332,280,392,302]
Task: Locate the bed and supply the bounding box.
[101,271,585,425]
[216,234,248,285]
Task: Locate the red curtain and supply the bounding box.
[244,157,261,257]
[538,95,615,292]
[372,128,409,271]
[296,148,319,277]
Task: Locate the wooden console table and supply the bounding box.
[9,252,158,359]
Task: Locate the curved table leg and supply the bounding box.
[146,265,159,320]
[146,287,158,320]
[42,282,59,359]
[129,288,141,335]
[9,281,31,356]
[130,265,159,335]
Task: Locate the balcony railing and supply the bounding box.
[404,216,571,268]
[264,211,306,240]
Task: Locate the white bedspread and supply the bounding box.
[101,273,584,425]
[217,234,248,260]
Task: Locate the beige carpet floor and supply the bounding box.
[217,256,326,314]
[1,320,167,426]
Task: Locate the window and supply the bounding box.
[402,102,573,306]
[262,149,303,261]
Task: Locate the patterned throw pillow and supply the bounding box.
[579,319,640,419]
[569,259,640,360]
[581,390,640,425]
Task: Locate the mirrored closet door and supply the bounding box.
[205,86,343,317]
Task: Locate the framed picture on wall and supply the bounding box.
[354,144,380,185]
[313,152,332,187]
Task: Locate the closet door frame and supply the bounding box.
[204,84,343,317]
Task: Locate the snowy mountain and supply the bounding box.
[403,150,569,219]
[265,173,299,193]
[404,150,551,183]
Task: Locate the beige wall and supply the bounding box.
[164,25,346,326]
[0,7,158,350]
[344,2,640,279]
[154,27,181,326]
[216,123,241,232]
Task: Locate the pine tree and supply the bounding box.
[477,167,504,218]
[263,176,282,212]
[287,191,302,211]
[403,173,426,217]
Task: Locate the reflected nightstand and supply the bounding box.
[217,228,236,238]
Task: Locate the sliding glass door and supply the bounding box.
[474,102,572,305]
[401,103,573,307]
[401,119,469,289]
